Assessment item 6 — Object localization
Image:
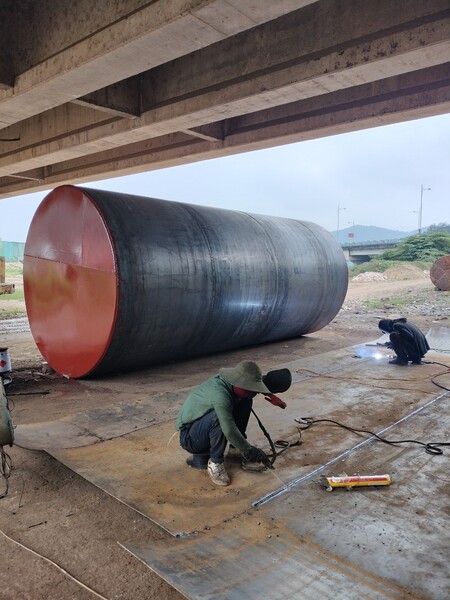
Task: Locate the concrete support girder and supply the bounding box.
[0,0,314,128]
[0,6,449,178]
[0,0,449,198]
[2,64,449,197]
[71,80,142,119]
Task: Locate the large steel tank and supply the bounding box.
[24,185,348,378]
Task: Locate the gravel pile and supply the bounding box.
[395,291,450,318]
[343,289,450,319]
[351,272,387,282]
[0,316,30,335]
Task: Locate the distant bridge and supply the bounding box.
[340,239,401,264]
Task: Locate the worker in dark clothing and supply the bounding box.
[176,360,291,486]
[378,318,430,366]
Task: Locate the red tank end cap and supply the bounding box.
[24,185,118,378]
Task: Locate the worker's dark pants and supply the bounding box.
[179,398,252,464]
[390,332,421,363]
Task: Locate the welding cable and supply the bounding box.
[0,446,12,499]
[0,529,110,600]
[422,360,450,392]
[249,409,302,470]
[295,368,437,394]
[250,408,277,469]
[294,417,450,456]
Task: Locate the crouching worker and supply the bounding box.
[176,360,277,486]
[378,318,429,366]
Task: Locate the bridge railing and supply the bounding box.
[340,239,401,249]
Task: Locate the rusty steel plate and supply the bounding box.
[11,345,449,599]
[49,348,449,536]
[122,397,450,600]
[122,515,422,600]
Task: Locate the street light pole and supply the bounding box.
[418,184,431,234]
[337,204,346,243]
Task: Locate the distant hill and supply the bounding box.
[329,225,419,244]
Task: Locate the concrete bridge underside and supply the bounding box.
[0,0,449,200]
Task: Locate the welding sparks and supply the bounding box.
[354,346,385,360]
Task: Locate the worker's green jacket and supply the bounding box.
[175,375,252,453]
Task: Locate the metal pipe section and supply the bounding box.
[24,185,348,378]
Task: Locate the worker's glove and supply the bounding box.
[243,446,270,466]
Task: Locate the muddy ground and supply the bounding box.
[0,268,448,600]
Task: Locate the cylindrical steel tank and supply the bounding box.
[24,185,348,378]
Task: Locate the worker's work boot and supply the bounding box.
[207,459,230,486]
[186,454,209,469]
[389,358,408,365]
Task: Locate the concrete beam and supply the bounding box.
[1,66,449,198]
[0,0,313,129]
[0,0,448,198]
[0,4,448,178]
[0,3,13,90]
[72,80,142,118]
[182,123,225,142]
[140,0,450,111]
[223,65,450,145]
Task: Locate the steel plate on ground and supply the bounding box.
[50,347,449,535]
[122,396,450,600]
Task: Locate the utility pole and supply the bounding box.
[337,204,346,243]
[418,184,431,234]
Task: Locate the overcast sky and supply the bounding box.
[1,112,449,243]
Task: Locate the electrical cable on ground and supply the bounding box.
[296,358,450,392]
[0,529,110,600]
[424,360,450,392]
[0,447,12,499]
[295,416,450,455]
[292,359,450,455]
[252,358,450,466]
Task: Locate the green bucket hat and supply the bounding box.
[219,360,270,394]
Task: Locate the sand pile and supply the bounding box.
[383,264,429,280]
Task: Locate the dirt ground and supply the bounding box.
[0,267,448,600]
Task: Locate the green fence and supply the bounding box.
[0,241,25,262]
